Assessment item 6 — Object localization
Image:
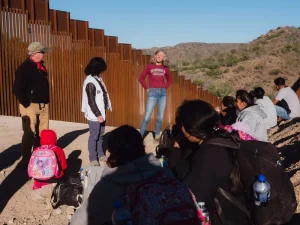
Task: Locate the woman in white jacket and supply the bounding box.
[235,90,268,142]
[81,57,112,166]
[251,87,277,130]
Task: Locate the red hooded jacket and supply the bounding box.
[33,129,67,190]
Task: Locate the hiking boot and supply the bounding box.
[90,160,100,166]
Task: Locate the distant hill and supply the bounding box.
[143,26,300,98]
[143,42,242,64]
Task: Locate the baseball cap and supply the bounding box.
[28,42,49,54]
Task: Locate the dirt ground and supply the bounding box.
[0,115,300,225]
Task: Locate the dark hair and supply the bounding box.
[252,87,265,99]
[222,96,235,109]
[176,99,242,193]
[274,77,286,86]
[236,90,254,107]
[84,57,107,76]
[106,125,146,168]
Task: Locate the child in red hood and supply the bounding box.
[32,129,67,190]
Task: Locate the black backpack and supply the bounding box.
[206,138,297,225]
[50,174,83,209]
[155,126,174,158]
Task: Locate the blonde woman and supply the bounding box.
[138,50,172,141]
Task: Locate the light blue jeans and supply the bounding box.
[275,105,290,120]
[140,88,167,136]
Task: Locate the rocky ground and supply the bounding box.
[0,115,300,225]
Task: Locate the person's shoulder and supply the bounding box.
[16,59,34,71]
[198,141,230,157]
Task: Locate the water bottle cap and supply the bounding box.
[258,175,266,182]
[79,168,83,172]
[114,201,122,208]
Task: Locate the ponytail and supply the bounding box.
[209,128,243,194]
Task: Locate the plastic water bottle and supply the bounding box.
[112,201,133,225]
[198,202,210,224]
[159,155,168,167]
[253,174,271,206]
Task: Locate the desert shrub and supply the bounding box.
[235,66,245,73]
[277,27,281,30]
[269,69,282,75]
[201,57,220,69]
[225,55,240,66]
[206,68,223,76]
[266,33,281,40]
[223,69,229,73]
[240,53,250,61]
[193,60,202,66]
[170,64,178,71]
[252,45,261,52]
[281,43,300,53]
[208,84,233,97]
[193,79,204,87]
[254,64,264,70]
[230,49,237,54]
[182,61,190,66]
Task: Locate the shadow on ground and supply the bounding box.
[279,140,300,177]
[0,128,88,213]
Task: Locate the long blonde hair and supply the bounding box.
[150,50,170,67]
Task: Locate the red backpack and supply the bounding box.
[126,170,209,225]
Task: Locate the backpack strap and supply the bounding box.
[214,187,255,225]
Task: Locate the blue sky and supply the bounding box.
[49,0,300,49]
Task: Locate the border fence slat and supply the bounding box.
[1,4,219,130]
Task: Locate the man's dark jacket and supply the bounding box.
[13,58,49,108]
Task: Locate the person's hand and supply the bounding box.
[215,106,221,114]
[97,116,104,123]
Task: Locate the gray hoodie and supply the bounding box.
[71,153,170,225]
[236,105,268,142]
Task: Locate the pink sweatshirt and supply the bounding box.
[138,64,172,90]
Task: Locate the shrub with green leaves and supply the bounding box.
[269,69,281,75]
[234,66,245,73]
[193,79,204,87]
[206,68,223,76]
[208,84,233,97]
[255,64,264,70]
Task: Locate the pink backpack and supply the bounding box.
[28,145,59,180]
[126,170,210,225]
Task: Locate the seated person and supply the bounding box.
[168,99,252,225]
[251,87,277,129]
[218,96,237,126]
[71,125,202,225]
[31,129,67,198]
[273,77,300,120]
[235,90,268,142]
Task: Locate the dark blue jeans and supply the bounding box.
[140,88,167,136]
[88,120,105,162]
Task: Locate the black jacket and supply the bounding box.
[13,58,49,108]
[220,107,237,126]
[168,142,250,225]
[85,82,101,117]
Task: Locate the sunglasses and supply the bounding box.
[36,51,46,54]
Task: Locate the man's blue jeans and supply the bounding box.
[140,88,167,136]
[275,105,290,120]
